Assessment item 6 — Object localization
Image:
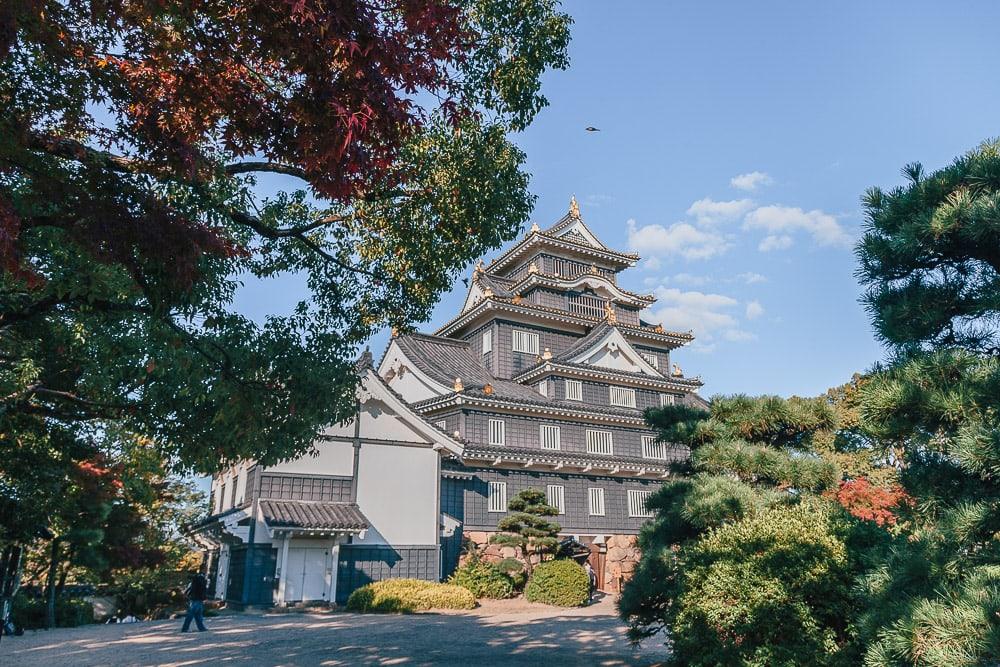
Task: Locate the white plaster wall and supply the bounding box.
[355,442,439,546]
[234,464,248,505]
[265,440,354,476]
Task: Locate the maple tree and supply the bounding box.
[0,1,571,471]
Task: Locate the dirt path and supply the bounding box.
[1,596,669,666]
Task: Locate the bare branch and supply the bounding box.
[224,161,307,179]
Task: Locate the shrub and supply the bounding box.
[345,579,475,613]
[524,559,589,607]
[448,560,514,599]
[11,596,95,629]
[497,558,527,590]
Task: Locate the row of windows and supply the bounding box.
[538,378,677,407]
[487,481,652,518]
[485,418,672,460]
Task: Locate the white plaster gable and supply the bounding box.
[461,280,485,313]
[377,341,449,403]
[554,219,607,249]
[568,327,663,376]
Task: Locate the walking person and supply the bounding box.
[584,561,597,604]
[181,571,209,633]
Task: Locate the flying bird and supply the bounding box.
[461,277,469,287]
[585,126,601,132]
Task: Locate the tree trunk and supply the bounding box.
[56,545,74,596]
[521,544,533,577]
[44,539,61,630]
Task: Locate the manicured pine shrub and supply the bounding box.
[524,559,589,607]
[448,560,514,599]
[345,579,475,613]
[12,596,95,629]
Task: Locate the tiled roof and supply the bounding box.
[260,500,369,531]
[555,322,616,361]
[462,443,689,468]
[515,359,704,388]
[394,333,543,402]
[477,273,515,298]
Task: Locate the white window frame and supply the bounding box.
[660,393,675,407]
[586,429,614,455]
[609,386,637,408]
[640,352,659,368]
[488,481,508,513]
[628,489,653,518]
[546,485,565,515]
[588,488,606,516]
[489,418,506,446]
[539,424,561,451]
[565,379,583,401]
[482,329,493,354]
[642,435,668,460]
[512,329,540,354]
[537,380,548,397]
[436,419,447,429]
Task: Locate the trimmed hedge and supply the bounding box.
[448,561,514,599]
[524,559,589,607]
[12,596,95,629]
[345,579,475,613]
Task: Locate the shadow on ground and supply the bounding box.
[2,599,668,666]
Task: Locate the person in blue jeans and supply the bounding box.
[181,572,208,632]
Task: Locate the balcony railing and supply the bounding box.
[568,294,607,319]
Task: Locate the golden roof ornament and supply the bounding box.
[672,363,683,377]
[569,194,580,218]
[530,222,540,233]
[483,383,494,395]
[542,348,552,360]
[512,294,522,305]
[453,377,464,392]
[654,323,664,334]
[590,263,598,274]
[390,327,399,338]
[482,286,493,298]
[604,301,617,324]
[527,261,538,274]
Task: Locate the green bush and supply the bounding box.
[496,558,527,590]
[11,596,95,629]
[345,578,475,613]
[524,559,589,607]
[448,560,514,599]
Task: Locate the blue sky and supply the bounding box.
[238,1,1000,399]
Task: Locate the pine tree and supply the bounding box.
[490,489,560,576]
[853,140,1000,667]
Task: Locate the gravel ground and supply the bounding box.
[1,595,669,666]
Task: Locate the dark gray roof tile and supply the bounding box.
[260,500,369,530]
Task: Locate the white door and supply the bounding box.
[284,547,329,602]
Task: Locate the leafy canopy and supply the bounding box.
[0,0,572,472]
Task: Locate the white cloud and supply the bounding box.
[627,219,729,261]
[744,205,851,247]
[758,234,794,252]
[686,197,754,226]
[644,287,738,336]
[736,271,767,284]
[722,329,758,342]
[671,273,710,287]
[584,194,614,208]
[730,171,774,191]
[643,257,662,271]
[745,300,764,320]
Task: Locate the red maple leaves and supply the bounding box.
[829,478,912,527]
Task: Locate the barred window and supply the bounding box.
[546,485,565,514]
[628,489,653,518]
[588,488,606,516]
[512,329,540,354]
[488,419,506,446]
[436,419,447,429]
[609,386,636,408]
[540,424,561,450]
[640,352,659,368]
[537,381,548,397]
[586,429,614,455]
[565,379,583,401]
[660,393,675,407]
[488,482,508,513]
[642,435,667,460]
[482,329,493,354]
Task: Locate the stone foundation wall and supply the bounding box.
[460,531,642,593]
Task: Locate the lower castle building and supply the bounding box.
[191,198,706,605]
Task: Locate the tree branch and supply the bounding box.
[223,161,307,179]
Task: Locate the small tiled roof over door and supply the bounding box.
[260,500,369,531]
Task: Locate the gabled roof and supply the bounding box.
[545,207,612,251]
[557,323,664,377]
